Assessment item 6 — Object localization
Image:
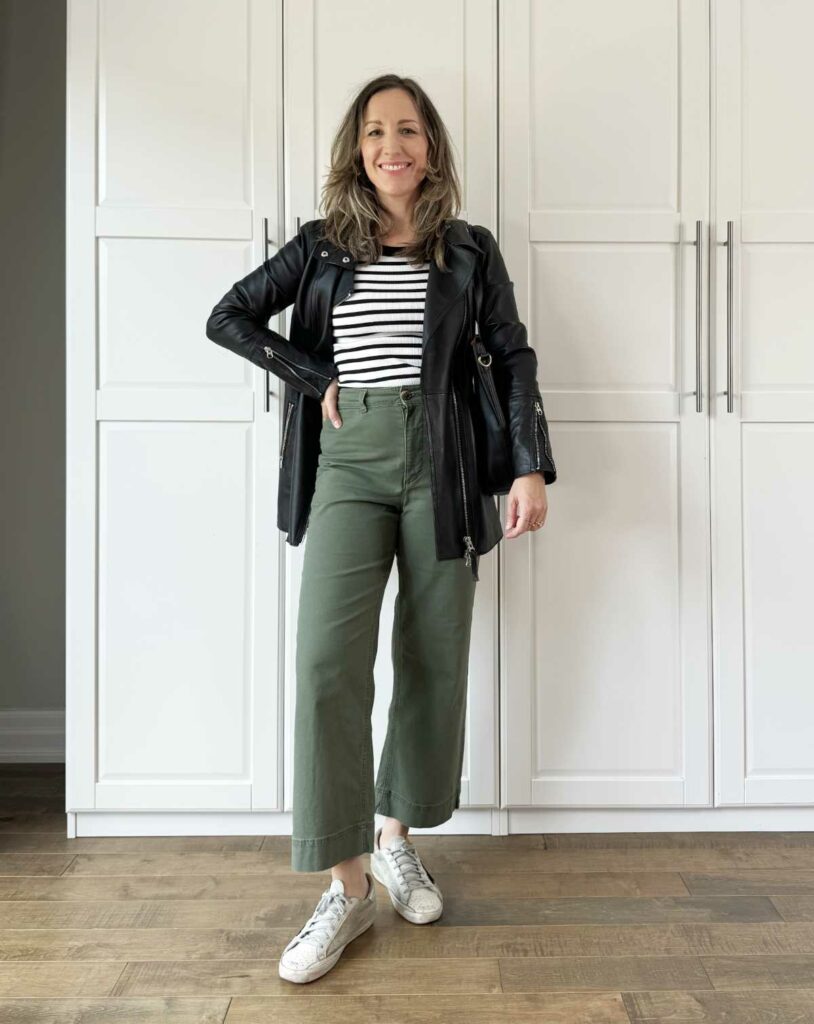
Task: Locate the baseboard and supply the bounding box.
[0,709,65,762]
[66,804,814,838]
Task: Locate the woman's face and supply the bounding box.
[359,88,428,203]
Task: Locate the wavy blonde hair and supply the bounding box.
[317,74,462,271]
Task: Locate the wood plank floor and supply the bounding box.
[2,764,814,1022]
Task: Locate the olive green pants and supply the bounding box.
[291,384,477,872]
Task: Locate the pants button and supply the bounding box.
[402,389,412,400]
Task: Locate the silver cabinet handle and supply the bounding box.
[725,219,734,413]
[694,219,702,413]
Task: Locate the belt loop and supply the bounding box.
[359,387,368,412]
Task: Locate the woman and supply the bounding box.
[206,73,556,984]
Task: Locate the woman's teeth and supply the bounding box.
[379,163,411,173]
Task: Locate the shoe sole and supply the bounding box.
[277,913,375,984]
[370,856,443,924]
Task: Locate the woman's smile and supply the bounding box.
[378,161,412,174]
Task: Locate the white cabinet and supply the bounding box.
[66,0,814,835]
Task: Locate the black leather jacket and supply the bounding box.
[205,218,556,581]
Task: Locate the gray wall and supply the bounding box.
[0,0,66,710]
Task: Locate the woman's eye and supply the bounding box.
[368,128,416,135]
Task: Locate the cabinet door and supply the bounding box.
[501,0,713,808]
[66,0,284,812]
[281,0,501,814]
[713,0,814,806]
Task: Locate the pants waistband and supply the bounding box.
[337,384,423,408]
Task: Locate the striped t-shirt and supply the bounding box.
[331,243,429,387]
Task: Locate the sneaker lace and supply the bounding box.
[288,888,349,953]
[387,842,435,892]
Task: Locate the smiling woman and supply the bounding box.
[205,70,556,988]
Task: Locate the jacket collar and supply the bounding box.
[315,218,481,268]
[314,218,481,346]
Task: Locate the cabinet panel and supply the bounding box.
[98,0,250,208]
[530,423,684,805]
[96,424,252,809]
[99,238,250,388]
[531,0,678,211]
[713,0,814,805]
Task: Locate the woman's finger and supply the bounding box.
[504,493,521,538]
[326,403,341,427]
[322,380,342,427]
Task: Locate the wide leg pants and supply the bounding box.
[291,383,478,872]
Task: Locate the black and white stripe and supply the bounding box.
[331,244,429,387]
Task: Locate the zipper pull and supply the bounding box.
[463,535,480,582]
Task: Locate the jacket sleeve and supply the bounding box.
[471,225,557,485]
[205,221,339,401]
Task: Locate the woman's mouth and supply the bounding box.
[378,162,412,175]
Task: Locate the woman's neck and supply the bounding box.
[379,211,416,246]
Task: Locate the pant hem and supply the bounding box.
[374,784,460,827]
[291,819,375,873]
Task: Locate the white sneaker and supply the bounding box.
[370,825,443,924]
[278,870,376,984]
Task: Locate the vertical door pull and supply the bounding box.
[694,219,703,413]
[725,220,734,413]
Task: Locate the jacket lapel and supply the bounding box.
[423,222,481,347]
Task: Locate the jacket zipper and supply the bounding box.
[279,400,295,469]
[533,398,556,473]
[263,345,332,396]
[450,384,479,581]
[451,293,479,581]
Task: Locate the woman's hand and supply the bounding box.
[504,472,548,539]
[321,379,342,427]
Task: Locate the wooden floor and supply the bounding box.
[2,765,814,1021]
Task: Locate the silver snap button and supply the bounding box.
[342,256,350,262]
[320,250,328,257]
